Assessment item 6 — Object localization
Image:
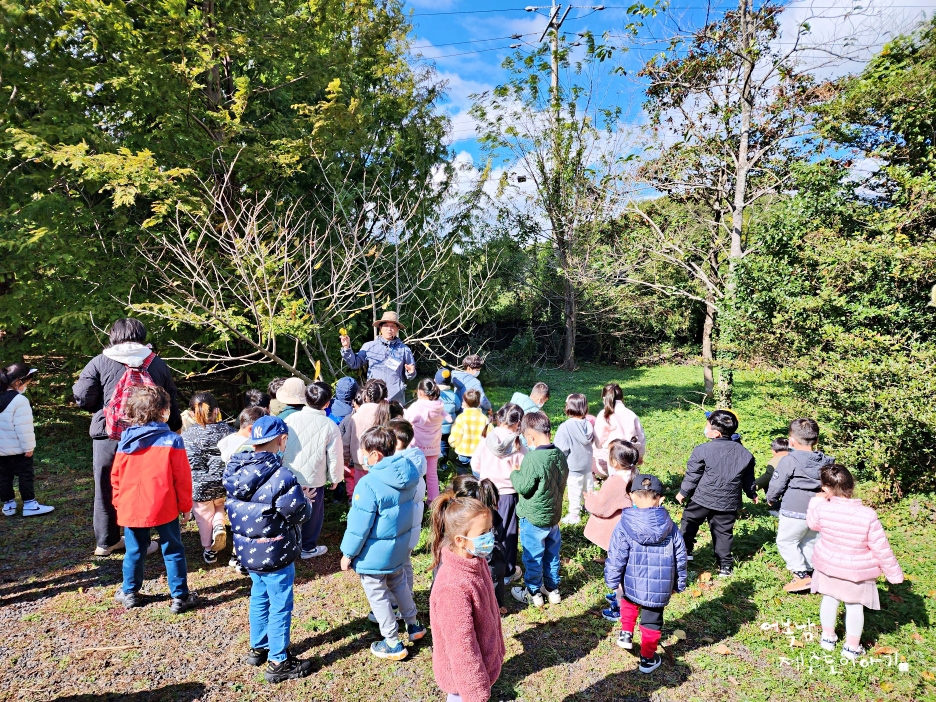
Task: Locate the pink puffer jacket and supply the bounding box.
[806,495,903,584]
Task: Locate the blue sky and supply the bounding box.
[402,0,933,166]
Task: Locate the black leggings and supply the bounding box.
[0,454,35,503]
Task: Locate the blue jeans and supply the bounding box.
[249,563,295,663]
[519,518,561,593]
[122,518,189,598]
[454,455,472,476]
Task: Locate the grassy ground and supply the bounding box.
[2,364,935,701]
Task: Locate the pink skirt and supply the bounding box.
[811,570,880,610]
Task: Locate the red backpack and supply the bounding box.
[104,353,158,440]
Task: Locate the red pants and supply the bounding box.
[344,465,366,500]
[619,596,663,658]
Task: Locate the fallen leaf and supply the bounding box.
[727,676,740,686]
[699,572,712,583]
[880,681,894,693]
[571,628,579,634]
[702,636,714,643]
[889,592,904,603]
[790,638,805,648]
[673,629,687,641]
[713,643,733,655]
[913,633,924,642]
[691,588,702,597]
[922,670,935,682]
[873,645,899,655]
[928,590,936,599]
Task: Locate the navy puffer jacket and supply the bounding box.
[223,450,312,572]
[605,506,688,608]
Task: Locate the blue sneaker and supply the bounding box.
[370,639,408,661]
[605,592,618,604]
[407,622,427,641]
[601,606,621,621]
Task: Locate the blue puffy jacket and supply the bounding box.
[340,453,419,574]
[224,450,312,573]
[604,506,688,608]
[440,389,461,434]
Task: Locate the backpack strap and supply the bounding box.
[140,352,157,371]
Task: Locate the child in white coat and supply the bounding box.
[0,363,53,517]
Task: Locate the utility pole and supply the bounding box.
[527,3,603,109]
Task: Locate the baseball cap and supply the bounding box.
[631,473,665,495]
[247,415,289,444]
[434,368,451,385]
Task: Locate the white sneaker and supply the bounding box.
[542,587,562,605]
[301,546,328,559]
[21,500,54,517]
[2,500,16,517]
[211,524,226,552]
[503,567,523,586]
[94,537,126,556]
[561,514,580,525]
[146,540,160,556]
[510,586,544,608]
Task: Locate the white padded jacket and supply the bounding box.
[0,393,36,456]
[282,407,342,489]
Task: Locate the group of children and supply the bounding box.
[0,353,907,698]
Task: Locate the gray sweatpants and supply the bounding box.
[776,515,818,573]
[360,566,418,643]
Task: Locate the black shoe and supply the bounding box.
[265,654,315,684]
[114,589,140,609]
[616,630,634,649]
[169,592,199,614]
[639,652,662,674]
[245,647,269,666]
[718,564,733,578]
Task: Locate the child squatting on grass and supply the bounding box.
[605,473,688,674]
[806,464,903,660]
[429,491,506,702]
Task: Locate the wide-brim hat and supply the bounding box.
[276,377,307,405]
[373,311,405,330]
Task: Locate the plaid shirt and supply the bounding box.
[449,408,488,457]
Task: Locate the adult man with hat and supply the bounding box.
[339,311,416,404]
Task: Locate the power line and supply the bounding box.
[411,7,528,16]
[414,33,537,48]
[412,44,520,59]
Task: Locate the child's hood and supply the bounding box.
[398,446,428,478]
[487,425,520,457]
[118,422,177,454]
[335,377,359,402]
[621,506,675,545]
[564,417,594,446]
[412,398,446,419]
[787,449,835,479]
[368,452,420,491]
[223,450,281,500]
[103,342,153,368]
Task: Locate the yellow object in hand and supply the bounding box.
[339,327,348,336]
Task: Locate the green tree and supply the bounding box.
[0,0,449,368]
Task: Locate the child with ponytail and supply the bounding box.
[448,474,508,610]
[583,440,639,621]
[471,402,526,585]
[807,464,903,660]
[181,392,233,564]
[429,492,506,702]
[405,378,452,501]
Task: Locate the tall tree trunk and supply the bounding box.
[562,276,576,371]
[702,294,716,400]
